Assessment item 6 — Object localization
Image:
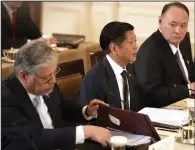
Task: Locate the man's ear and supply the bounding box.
[109,42,118,55]
[18,70,29,84]
[158,16,162,25]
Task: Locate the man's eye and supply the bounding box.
[170,23,176,27]
[181,24,187,28]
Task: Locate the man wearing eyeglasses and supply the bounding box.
[1,40,112,150]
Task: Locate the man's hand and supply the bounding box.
[83,125,112,146]
[86,99,109,117]
[190,82,195,95]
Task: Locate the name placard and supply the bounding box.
[149,136,175,150]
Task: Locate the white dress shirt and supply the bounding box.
[169,43,191,95]
[28,93,92,144]
[106,55,131,109]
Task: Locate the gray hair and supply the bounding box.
[14,40,59,75]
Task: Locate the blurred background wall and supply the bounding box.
[29,2,194,57]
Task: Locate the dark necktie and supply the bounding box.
[175,50,188,83]
[12,9,17,38]
[121,70,130,110]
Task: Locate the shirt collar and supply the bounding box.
[3,2,14,19]
[28,92,37,105]
[106,54,125,76]
[169,43,180,55]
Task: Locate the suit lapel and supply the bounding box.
[102,58,122,108]
[8,74,43,127]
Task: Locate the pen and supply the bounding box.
[157,128,179,133]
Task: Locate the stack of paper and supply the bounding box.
[108,127,151,146]
[138,107,190,127]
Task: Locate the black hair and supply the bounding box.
[99,21,134,53]
[161,2,189,16]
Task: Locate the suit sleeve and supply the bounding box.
[79,71,106,106]
[135,46,189,108]
[2,90,76,150]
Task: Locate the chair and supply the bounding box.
[90,50,106,67]
[56,59,85,100]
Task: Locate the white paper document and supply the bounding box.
[138,107,190,127]
[108,127,151,146]
[149,136,175,150]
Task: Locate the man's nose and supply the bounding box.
[134,42,138,51]
[175,26,181,34]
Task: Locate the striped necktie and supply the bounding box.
[121,70,130,110]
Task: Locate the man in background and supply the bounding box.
[1,2,55,53]
[135,2,195,108]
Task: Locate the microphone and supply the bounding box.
[108,92,149,130]
[108,92,132,111]
[173,84,195,92]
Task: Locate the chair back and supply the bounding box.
[90,50,106,67]
[56,59,85,100]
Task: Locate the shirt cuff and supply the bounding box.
[187,84,191,95]
[82,105,94,120]
[76,125,85,144]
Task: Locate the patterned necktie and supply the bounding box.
[12,9,17,38]
[34,96,53,129]
[175,50,188,83]
[121,70,130,110]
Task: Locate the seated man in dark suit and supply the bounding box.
[1,40,112,150]
[135,2,195,108]
[1,2,55,52]
[79,21,144,112]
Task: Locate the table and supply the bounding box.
[159,134,194,150]
[156,98,195,150]
[77,98,195,150]
[1,42,100,80]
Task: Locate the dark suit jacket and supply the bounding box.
[79,57,144,112]
[2,74,87,150]
[1,2,41,51]
[135,30,195,108]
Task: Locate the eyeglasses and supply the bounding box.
[33,67,61,84]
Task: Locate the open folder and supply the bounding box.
[97,105,161,142]
[139,107,190,129]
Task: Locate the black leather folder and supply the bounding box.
[97,105,161,142]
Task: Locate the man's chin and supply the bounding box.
[44,89,53,95]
